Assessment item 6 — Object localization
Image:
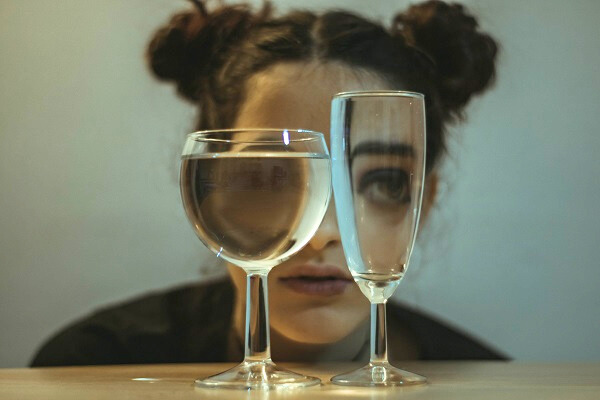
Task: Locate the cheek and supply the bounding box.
[357,207,412,275]
[227,264,246,293]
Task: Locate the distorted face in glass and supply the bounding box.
[191,144,310,261]
[346,97,426,277]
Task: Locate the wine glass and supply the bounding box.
[180,129,331,390]
[330,91,427,386]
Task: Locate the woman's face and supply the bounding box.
[227,62,433,349]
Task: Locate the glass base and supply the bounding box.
[331,361,427,387]
[195,359,321,390]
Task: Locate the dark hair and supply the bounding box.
[147,0,498,171]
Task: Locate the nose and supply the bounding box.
[308,202,340,251]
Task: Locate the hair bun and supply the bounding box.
[147,1,270,102]
[394,0,498,116]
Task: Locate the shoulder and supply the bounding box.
[388,302,509,360]
[30,277,234,366]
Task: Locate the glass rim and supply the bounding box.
[186,128,324,143]
[333,90,424,99]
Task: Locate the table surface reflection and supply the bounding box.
[1,362,599,399]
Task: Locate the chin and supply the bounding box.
[273,324,353,345]
[271,307,366,345]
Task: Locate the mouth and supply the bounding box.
[278,264,353,296]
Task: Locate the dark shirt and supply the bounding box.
[31,278,506,367]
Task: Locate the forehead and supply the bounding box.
[233,62,393,144]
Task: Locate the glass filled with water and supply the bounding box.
[180,129,331,389]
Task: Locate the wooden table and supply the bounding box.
[1,362,599,399]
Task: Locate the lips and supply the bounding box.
[278,264,353,296]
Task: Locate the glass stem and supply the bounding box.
[244,272,271,363]
[370,301,388,365]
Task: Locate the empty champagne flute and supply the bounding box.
[180,129,331,389]
[330,91,427,386]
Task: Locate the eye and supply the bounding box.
[357,168,411,206]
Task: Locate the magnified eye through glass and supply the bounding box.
[330,91,427,386]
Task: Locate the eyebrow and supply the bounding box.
[351,141,415,158]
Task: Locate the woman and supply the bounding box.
[31,0,504,366]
